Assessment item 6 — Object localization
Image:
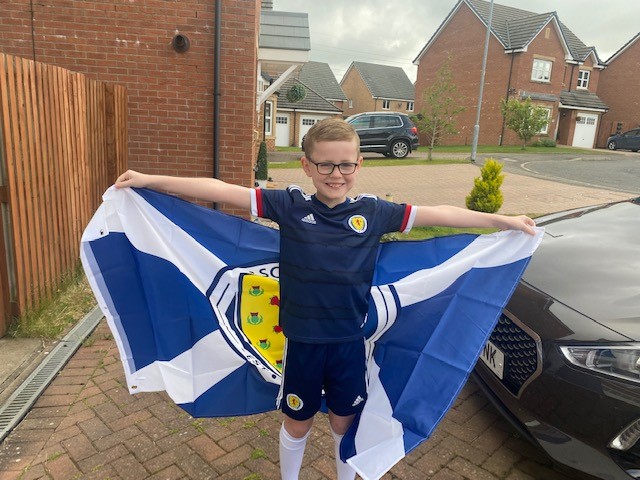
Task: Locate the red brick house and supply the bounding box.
[340,62,415,117]
[0,0,305,214]
[413,0,608,148]
[596,33,640,147]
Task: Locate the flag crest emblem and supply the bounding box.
[240,274,282,371]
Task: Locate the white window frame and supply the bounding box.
[382,99,390,110]
[577,70,590,89]
[407,101,414,112]
[531,59,552,82]
[264,101,273,136]
[348,99,353,109]
[538,107,552,135]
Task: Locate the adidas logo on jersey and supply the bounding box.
[352,395,364,407]
[301,214,316,224]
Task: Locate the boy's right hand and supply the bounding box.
[115,170,149,189]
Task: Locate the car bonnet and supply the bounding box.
[521,200,640,340]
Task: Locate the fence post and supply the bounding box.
[0,184,11,336]
[0,57,14,335]
[105,84,116,187]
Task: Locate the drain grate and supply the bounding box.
[0,306,103,442]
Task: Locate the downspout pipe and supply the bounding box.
[499,52,516,145]
[212,0,221,208]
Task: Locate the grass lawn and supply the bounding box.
[7,266,96,339]
[415,144,601,155]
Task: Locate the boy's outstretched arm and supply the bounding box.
[414,205,536,235]
[115,170,251,210]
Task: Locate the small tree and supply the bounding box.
[501,97,549,149]
[413,61,465,160]
[255,141,268,183]
[466,158,504,213]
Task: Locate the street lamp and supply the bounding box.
[470,0,494,163]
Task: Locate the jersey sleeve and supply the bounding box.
[250,188,292,223]
[378,199,417,234]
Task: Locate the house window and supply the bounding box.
[577,70,590,89]
[302,118,316,126]
[538,107,552,134]
[407,101,414,112]
[348,99,353,109]
[264,101,273,136]
[531,59,552,82]
[382,99,390,110]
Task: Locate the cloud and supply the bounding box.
[274,0,640,81]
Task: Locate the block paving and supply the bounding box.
[0,322,590,480]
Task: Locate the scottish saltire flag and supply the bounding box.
[81,186,543,480]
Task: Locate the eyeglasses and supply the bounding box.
[307,158,359,175]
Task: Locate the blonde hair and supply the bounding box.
[302,117,360,158]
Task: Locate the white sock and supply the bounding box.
[279,423,309,480]
[331,428,356,480]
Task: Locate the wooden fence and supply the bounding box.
[0,54,127,336]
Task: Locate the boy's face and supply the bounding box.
[301,139,363,208]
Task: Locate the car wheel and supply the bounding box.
[607,140,617,150]
[390,140,410,158]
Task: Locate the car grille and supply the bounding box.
[488,314,539,396]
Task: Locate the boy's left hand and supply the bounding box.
[501,215,537,235]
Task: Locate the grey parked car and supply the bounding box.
[345,111,419,158]
[607,129,640,152]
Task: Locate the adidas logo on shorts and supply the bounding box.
[352,395,364,407]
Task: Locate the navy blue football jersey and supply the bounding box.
[251,186,416,343]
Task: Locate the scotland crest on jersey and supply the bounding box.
[81,187,542,480]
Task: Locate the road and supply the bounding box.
[477,151,640,195]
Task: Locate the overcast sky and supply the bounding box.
[275,0,640,83]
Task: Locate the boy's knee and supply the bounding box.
[283,415,314,438]
[328,411,356,436]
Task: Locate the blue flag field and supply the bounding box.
[81,186,543,480]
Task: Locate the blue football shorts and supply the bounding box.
[278,338,367,421]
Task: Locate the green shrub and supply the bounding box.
[532,138,556,147]
[255,141,268,181]
[466,158,504,213]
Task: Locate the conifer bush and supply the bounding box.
[466,158,504,213]
[255,141,268,181]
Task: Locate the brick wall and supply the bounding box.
[0,0,259,215]
[596,37,640,147]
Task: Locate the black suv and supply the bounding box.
[345,112,419,158]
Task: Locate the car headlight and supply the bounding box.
[559,345,640,384]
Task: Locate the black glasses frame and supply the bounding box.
[307,158,359,175]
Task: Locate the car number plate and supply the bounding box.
[480,340,505,380]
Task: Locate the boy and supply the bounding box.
[115,118,535,480]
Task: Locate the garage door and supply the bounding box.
[299,115,327,146]
[572,113,598,148]
[275,115,290,147]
